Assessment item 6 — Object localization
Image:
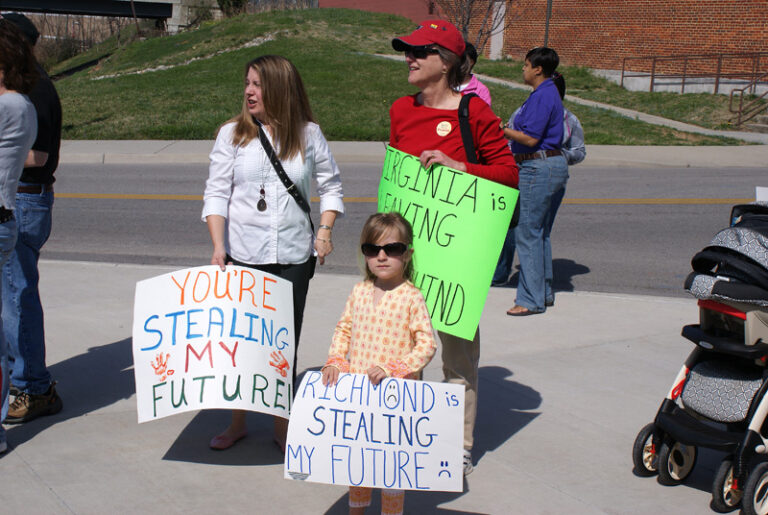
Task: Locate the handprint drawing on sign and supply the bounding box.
[151,353,174,382]
[269,350,290,378]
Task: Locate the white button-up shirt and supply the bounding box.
[202,121,344,265]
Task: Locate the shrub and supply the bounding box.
[217,0,248,16]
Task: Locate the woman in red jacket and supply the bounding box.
[389,20,518,479]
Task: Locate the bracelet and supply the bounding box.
[316,237,331,243]
[318,224,333,231]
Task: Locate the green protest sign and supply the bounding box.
[378,146,519,340]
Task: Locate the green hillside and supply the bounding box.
[54,8,743,144]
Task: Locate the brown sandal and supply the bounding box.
[506,305,538,316]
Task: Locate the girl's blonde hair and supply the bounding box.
[360,212,414,281]
[229,55,315,160]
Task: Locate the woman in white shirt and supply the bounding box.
[202,55,344,451]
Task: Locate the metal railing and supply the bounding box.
[621,52,768,94]
[729,70,768,126]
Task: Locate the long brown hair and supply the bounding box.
[0,19,38,94]
[229,55,315,160]
[360,212,414,281]
[434,45,467,90]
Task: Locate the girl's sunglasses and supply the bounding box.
[361,242,408,258]
[405,46,440,59]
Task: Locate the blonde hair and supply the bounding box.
[360,212,414,281]
[228,55,315,160]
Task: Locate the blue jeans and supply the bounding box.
[492,226,517,284]
[493,170,569,301]
[513,156,568,312]
[543,185,566,304]
[0,218,18,445]
[2,187,54,397]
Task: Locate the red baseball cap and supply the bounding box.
[392,20,465,57]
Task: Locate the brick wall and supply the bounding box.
[318,1,767,73]
[317,0,438,22]
[505,0,768,71]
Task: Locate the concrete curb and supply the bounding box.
[59,141,768,169]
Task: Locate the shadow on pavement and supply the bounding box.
[5,337,135,450]
[162,409,284,466]
[323,477,484,514]
[473,366,541,464]
[161,368,319,466]
[319,366,538,513]
[499,258,590,294]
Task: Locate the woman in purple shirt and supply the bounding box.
[502,47,568,316]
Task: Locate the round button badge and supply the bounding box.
[436,121,451,137]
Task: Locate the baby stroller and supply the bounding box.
[632,202,768,514]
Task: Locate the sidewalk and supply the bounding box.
[60,139,768,168]
[0,260,722,513]
[2,142,765,513]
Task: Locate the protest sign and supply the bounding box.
[378,146,519,339]
[132,265,295,423]
[285,371,464,492]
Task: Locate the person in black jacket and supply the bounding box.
[2,13,63,424]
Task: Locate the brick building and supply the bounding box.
[505,0,768,71]
[318,0,767,74]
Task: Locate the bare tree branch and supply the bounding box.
[427,0,516,54]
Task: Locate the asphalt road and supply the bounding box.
[46,162,764,297]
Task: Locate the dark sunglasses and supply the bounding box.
[405,46,440,59]
[361,242,409,258]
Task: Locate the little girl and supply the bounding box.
[321,212,437,515]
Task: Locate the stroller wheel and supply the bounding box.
[711,457,742,512]
[632,423,658,476]
[743,461,768,515]
[657,440,697,485]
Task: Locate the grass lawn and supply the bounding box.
[476,59,765,132]
[54,8,748,144]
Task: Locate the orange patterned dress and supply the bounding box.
[324,280,436,378]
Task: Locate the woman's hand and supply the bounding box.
[419,149,467,172]
[367,366,388,385]
[314,213,337,265]
[314,235,333,265]
[322,365,340,386]
[211,247,228,271]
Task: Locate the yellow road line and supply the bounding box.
[564,198,752,205]
[55,193,201,200]
[52,193,752,205]
[53,193,379,202]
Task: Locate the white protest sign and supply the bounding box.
[284,371,464,492]
[132,265,295,423]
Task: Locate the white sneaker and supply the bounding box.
[463,449,473,476]
[0,441,7,454]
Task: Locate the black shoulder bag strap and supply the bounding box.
[457,94,519,227]
[458,93,479,164]
[256,122,314,234]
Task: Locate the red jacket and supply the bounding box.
[389,94,518,188]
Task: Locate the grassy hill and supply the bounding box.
[54,8,745,144]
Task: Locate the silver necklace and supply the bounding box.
[257,125,269,211]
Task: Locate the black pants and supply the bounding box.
[227,257,314,388]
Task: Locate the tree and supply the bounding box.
[428,0,514,53]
